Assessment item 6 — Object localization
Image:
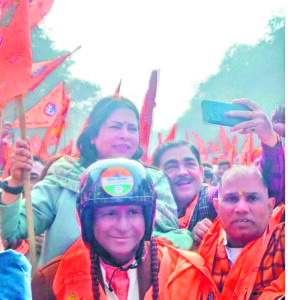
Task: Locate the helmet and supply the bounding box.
[77,158,156,247]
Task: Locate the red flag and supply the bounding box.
[185,130,190,142]
[164,123,177,143]
[13,82,66,128]
[114,80,121,96]
[238,133,254,165]
[140,70,159,163]
[29,53,71,91]
[30,133,41,155]
[0,0,32,106]
[60,139,73,156]
[226,134,238,165]
[191,131,205,155]
[219,126,231,155]
[38,93,70,161]
[29,0,54,28]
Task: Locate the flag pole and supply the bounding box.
[16,94,36,273]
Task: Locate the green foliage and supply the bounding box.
[176,15,285,145]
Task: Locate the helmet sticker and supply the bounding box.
[101,167,134,196]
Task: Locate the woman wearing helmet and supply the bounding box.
[0,95,192,267]
[34,158,219,300]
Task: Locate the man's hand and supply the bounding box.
[227,99,278,147]
[192,218,212,249]
[9,139,32,186]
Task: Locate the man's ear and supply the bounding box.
[268,197,275,216]
[213,198,220,214]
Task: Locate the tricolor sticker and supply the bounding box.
[101,167,134,197]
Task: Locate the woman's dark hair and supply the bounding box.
[77,96,143,167]
[90,237,159,300]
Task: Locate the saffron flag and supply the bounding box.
[140,70,159,163]
[192,131,205,155]
[226,134,238,165]
[164,123,177,143]
[13,82,66,128]
[0,0,32,107]
[185,130,190,142]
[29,0,54,28]
[238,133,254,165]
[114,80,121,96]
[60,139,73,156]
[30,133,41,155]
[219,126,231,155]
[29,53,71,91]
[38,91,70,161]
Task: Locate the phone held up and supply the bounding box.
[201,100,252,127]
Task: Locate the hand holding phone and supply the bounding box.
[201,100,252,127]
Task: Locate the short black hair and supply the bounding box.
[152,140,201,167]
[217,159,230,167]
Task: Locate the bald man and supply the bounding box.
[198,165,284,300]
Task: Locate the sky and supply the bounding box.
[41,0,285,131]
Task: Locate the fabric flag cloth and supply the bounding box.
[238,133,254,165]
[13,82,66,128]
[30,133,41,155]
[226,134,238,165]
[164,123,177,143]
[38,89,70,162]
[114,80,121,96]
[60,139,73,156]
[191,131,205,155]
[0,0,32,107]
[29,53,71,91]
[185,130,190,142]
[29,0,54,28]
[140,70,159,163]
[218,126,231,155]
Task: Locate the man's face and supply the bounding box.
[159,145,203,206]
[217,163,230,179]
[30,161,45,189]
[214,169,274,247]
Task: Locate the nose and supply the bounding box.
[119,125,129,139]
[234,197,249,213]
[116,214,130,233]
[177,163,189,176]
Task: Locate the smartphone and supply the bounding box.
[201,100,252,127]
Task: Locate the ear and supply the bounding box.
[213,198,220,214]
[268,197,275,216]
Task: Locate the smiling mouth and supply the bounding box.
[113,145,130,151]
[233,219,252,224]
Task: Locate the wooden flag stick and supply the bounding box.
[16,95,36,272]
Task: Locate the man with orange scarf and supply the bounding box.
[198,165,284,300]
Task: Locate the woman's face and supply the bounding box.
[93,108,140,159]
[93,205,145,264]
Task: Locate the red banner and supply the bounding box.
[13,82,66,128]
[140,70,158,163]
[0,0,32,106]
[29,0,54,28]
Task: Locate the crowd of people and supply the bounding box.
[0,96,285,299]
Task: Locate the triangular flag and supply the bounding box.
[140,70,159,163]
[114,80,121,96]
[38,94,70,161]
[29,53,71,91]
[30,133,41,155]
[60,139,73,156]
[0,0,32,106]
[185,130,190,142]
[219,126,231,155]
[238,133,254,165]
[192,131,205,155]
[164,123,177,143]
[29,0,54,28]
[13,82,66,128]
